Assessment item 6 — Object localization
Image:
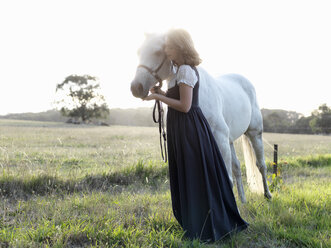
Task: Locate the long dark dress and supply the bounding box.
[166,66,248,241]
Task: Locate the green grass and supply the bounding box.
[0,119,330,247]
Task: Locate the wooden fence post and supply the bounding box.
[273,144,278,176]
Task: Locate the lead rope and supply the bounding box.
[152,84,167,163]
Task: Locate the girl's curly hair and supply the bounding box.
[166,29,202,66]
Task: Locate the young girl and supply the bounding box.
[143,29,248,242]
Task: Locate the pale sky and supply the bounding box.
[0,0,330,116]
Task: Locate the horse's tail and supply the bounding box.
[241,135,264,194]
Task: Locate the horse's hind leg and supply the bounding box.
[230,142,246,203]
[245,130,272,199]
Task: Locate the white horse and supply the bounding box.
[130,33,272,203]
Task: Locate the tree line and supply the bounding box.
[2,105,330,135]
[262,104,331,134]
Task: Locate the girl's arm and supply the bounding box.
[144,83,193,113]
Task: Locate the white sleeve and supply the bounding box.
[176,65,198,88]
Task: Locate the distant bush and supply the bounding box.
[0,109,67,122]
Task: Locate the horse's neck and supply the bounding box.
[196,67,224,119]
[165,72,176,82]
[165,70,176,88]
[197,67,217,84]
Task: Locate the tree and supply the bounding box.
[310,104,331,134]
[262,109,303,133]
[56,75,110,123]
[295,116,314,134]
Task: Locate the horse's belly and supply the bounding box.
[222,84,252,140]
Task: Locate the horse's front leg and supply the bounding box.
[211,124,233,186]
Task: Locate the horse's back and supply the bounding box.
[198,70,260,141]
[217,73,257,101]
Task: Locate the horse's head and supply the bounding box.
[130,33,172,99]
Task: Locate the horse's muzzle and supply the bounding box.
[130,81,147,98]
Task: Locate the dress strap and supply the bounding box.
[190,66,200,85]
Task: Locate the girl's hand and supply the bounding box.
[150,87,165,95]
[143,93,158,101]
[150,87,157,94]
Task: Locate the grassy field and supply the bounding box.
[0,119,330,247]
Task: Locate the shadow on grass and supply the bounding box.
[0,161,169,200]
